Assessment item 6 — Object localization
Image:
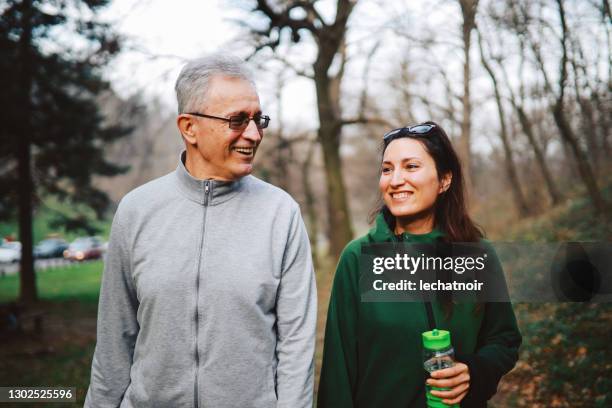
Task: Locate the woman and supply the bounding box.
[317,122,521,407]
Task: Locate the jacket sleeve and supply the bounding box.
[456,244,522,407]
[275,205,317,408]
[84,204,139,408]
[317,241,361,408]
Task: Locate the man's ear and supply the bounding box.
[177,114,197,145]
[439,172,452,194]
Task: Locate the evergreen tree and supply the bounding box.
[0,0,130,303]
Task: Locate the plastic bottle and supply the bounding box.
[422,329,459,408]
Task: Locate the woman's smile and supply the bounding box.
[388,191,414,201]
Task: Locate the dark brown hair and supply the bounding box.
[370,121,484,242]
[371,121,486,318]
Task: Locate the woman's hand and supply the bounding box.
[427,362,470,405]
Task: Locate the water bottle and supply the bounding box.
[422,329,459,408]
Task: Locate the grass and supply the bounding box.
[0,261,103,305]
[0,262,102,407]
[1,322,97,407]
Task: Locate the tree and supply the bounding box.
[485,0,563,207]
[246,0,359,258]
[301,138,321,270]
[458,0,479,193]
[477,27,531,217]
[529,0,607,214]
[0,0,130,304]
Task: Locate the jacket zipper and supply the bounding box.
[194,181,210,408]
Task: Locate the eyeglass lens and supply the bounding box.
[407,124,434,134]
[384,124,435,139]
[229,114,270,130]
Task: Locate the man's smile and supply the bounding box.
[232,146,255,157]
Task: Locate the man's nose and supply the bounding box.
[242,120,262,143]
[390,169,405,187]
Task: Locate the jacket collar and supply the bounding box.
[369,213,445,243]
[174,151,244,206]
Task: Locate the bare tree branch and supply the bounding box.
[272,54,315,79]
[358,40,380,116]
[339,116,394,128]
[254,0,319,36]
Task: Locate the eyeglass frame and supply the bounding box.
[185,111,271,130]
[383,124,437,144]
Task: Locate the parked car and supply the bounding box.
[34,238,69,259]
[63,237,103,261]
[0,241,22,263]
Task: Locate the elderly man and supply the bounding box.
[85,55,317,408]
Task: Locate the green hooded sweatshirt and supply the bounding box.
[318,214,521,408]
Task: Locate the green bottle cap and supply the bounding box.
[422,329,451,350]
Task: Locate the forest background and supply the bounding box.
[0,0,610,406]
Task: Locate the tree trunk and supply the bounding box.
[570,50,600,174]
[17,0,37,304]
[319,138,352,259]
[249,0,356,258]
[459,0,479,193]
[595,92,611,158]
[312,9,355,259]
[314,63,353,258]
[497,106,531,217]
[501,31,564,207]
[575,97,599,174]
[552,104,607,214]
[302,140,319,270]
[274,78,290,191]
[550,0,607,215]
[477,33,531,217]
[515,105,563,206]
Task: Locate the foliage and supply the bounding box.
[0,197,112,245]
[0,0,130,230]
[506,181,612,242]
[512,303,612,407]
[0,0,130,302]
[493,179,612,407]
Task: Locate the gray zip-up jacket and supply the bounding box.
[85,155,317,408]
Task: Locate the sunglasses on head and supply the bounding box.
[383,124,436,143]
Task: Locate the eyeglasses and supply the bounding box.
[186,112,271,130]
[383,124,436,143]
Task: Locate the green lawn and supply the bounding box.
[0,262,103,406]
[0,261,103,304]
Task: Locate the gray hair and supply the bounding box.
[174,54,255,114]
